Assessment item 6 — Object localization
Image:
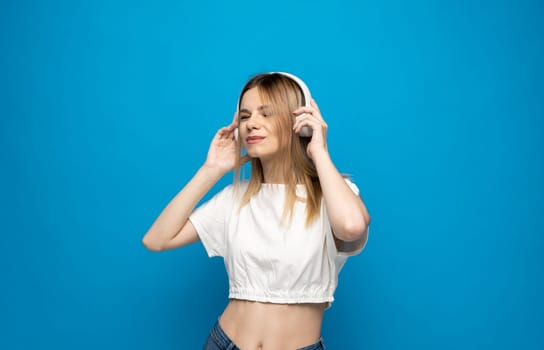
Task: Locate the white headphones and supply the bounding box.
[234,72,313,141]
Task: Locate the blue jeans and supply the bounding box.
[203,320,326,350]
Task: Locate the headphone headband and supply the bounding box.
[236,72,312,111]
[270,72,312,107]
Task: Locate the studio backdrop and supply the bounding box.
[1,0,542,349]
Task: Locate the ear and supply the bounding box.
[234,128,239,141]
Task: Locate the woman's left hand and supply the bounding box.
[292,99,328,160]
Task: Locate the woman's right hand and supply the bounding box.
[204,114,250,175]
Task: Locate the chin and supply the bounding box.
[244,144,280,161]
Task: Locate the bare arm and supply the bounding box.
[293,100,370,243]
[142,119,249,251]
[142,165,223,251]
[312,151,370,242]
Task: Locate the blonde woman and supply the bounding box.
[143,72,370,349]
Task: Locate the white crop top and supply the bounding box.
[189,179,368,306]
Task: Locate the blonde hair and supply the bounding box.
[234,73,322,226]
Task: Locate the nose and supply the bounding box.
[246,112,261,130]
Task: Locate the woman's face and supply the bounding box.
[238,87,282,161]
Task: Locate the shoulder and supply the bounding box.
[213,181,249,203]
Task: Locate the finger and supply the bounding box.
[217,125,235,139]
[293,112,322,123]
[310,98,320,111]
[294,113,327,135]
[231,111,238,125]
[293,106,316,115]
[293,113,321,128]
[216,126,229,136]
[293,106,323,121]
[293,117,319,134]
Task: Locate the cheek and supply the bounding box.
[274,122,291,148]
[269,119,284,136]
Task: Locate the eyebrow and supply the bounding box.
[239,105,272,115]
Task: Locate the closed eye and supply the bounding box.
[261,109,274,118]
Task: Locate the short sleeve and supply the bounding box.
[189,185,234,257]
[336,226,369,256]
[336,178,369,256]
[344,177,360,196]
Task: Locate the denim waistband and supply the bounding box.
[208,321,239,350]
[205,320,325,350]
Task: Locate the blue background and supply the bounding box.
[1,0,543,349]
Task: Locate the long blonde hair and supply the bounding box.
[234,73,322,226]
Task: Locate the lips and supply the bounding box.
[246,136,266,144]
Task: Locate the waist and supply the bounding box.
[219,299,326,349]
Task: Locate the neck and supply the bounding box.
[260,156,288,183]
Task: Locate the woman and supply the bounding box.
[142,72,370,349]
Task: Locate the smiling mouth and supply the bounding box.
[246,136,266,144]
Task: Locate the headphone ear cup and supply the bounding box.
[234,127,239,141]
[295,114,313,138]
[299,126,313,138]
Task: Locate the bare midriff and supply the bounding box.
[218,299,326,350]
